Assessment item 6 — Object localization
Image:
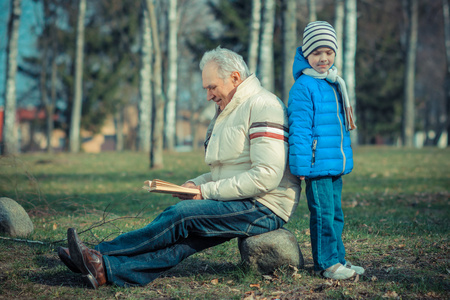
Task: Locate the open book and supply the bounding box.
[142,179,200,196]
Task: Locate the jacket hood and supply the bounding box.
[292,47,311,81]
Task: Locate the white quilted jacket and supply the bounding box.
[190,74,300,222]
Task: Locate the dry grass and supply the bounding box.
[0,147,449,299]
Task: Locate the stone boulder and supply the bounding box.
[0,197,34,237]
[238,228,304,274]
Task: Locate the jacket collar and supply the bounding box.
[216,74,262,120]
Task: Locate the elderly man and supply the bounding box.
[59,46,300,288]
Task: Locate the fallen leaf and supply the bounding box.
[243,291,256,300]
[210,279,218,285]
[382,291,398,298]
[371,276,378,281]
[249,283,260,288]
[53,223,57,230]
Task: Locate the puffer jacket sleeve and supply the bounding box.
[200,98,288,200]
[189,172,213,185]
[288,80,313,177]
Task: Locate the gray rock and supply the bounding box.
[238,228,304,274]
[0,197,34,237]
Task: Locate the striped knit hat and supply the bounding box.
[302,21,338,58]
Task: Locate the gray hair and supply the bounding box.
[199,46,251,80]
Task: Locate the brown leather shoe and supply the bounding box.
[57,247,81,273]
[67,228,107,289]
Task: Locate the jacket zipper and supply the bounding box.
[329,84,346,174]
[312,139,317,165]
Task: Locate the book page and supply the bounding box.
[142,179,200,196]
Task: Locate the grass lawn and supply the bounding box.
[0,146,449,299]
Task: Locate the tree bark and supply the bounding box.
[443,0,450,146]
[259,0,275,92]
[308,0,317,22]
[165,0,178,151]
[343,0,358,144]
[146,0,165,169]
[248,0,261,75]
[69,0,86,153]
[138,5,153,152]
[2,0,22,155]
[334,0,345,73]
[115,109,124,151]
[41,0,58,153]
[282,0,296,105]
[402,0,418,147]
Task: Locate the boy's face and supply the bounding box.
[306,47,336,74]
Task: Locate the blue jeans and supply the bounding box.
[305,176,346,271]
[95,199,285,286]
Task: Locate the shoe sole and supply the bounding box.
[316,270,356,280]
[57,247,81,273]
[67,228,99,289]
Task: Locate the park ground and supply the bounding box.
[0,146,449,299]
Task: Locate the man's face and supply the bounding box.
[306,47,336,74]
[202,62,239,111]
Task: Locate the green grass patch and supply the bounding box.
[0,146,449,299]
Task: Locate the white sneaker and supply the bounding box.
[316,263,356,280]
[344,261,365,275]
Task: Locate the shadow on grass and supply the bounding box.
[30,250,248,289]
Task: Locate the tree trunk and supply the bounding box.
[138,6,153,152]
[402,0,418,147]
[308,0,317,22]
[41,0,57,153]
[69,0,86,153]
[165,0,178,151]
[443,0,450,146]
[248,0,261,75]
[343,0,358,144]
[334,0,345,73]
[115,108,124,151]
[282,0,296,105]
[259,0,275,92]
[2,0,22,155]
[47,51,57,153]
[146,0,165,169]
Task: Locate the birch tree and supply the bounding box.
[402,0,418,147]
[165,0,178,151]
[442,0,450,146]
[334,0,345,73]
[282,0,296,104]
[69,0,86,153]
[39,0,59,153]
[146,0,164,169]
[343,0,358,144]
[138,6,153,152]
[259,0,275,92]
[2,0,22,155]
[248,0,261,75]
[308,0,317,22]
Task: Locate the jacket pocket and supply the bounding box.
[311,139,318,165]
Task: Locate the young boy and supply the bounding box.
[288,21,363,280]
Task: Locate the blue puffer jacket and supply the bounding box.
[287,47,353,178]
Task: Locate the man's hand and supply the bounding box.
[172,181,203,200]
